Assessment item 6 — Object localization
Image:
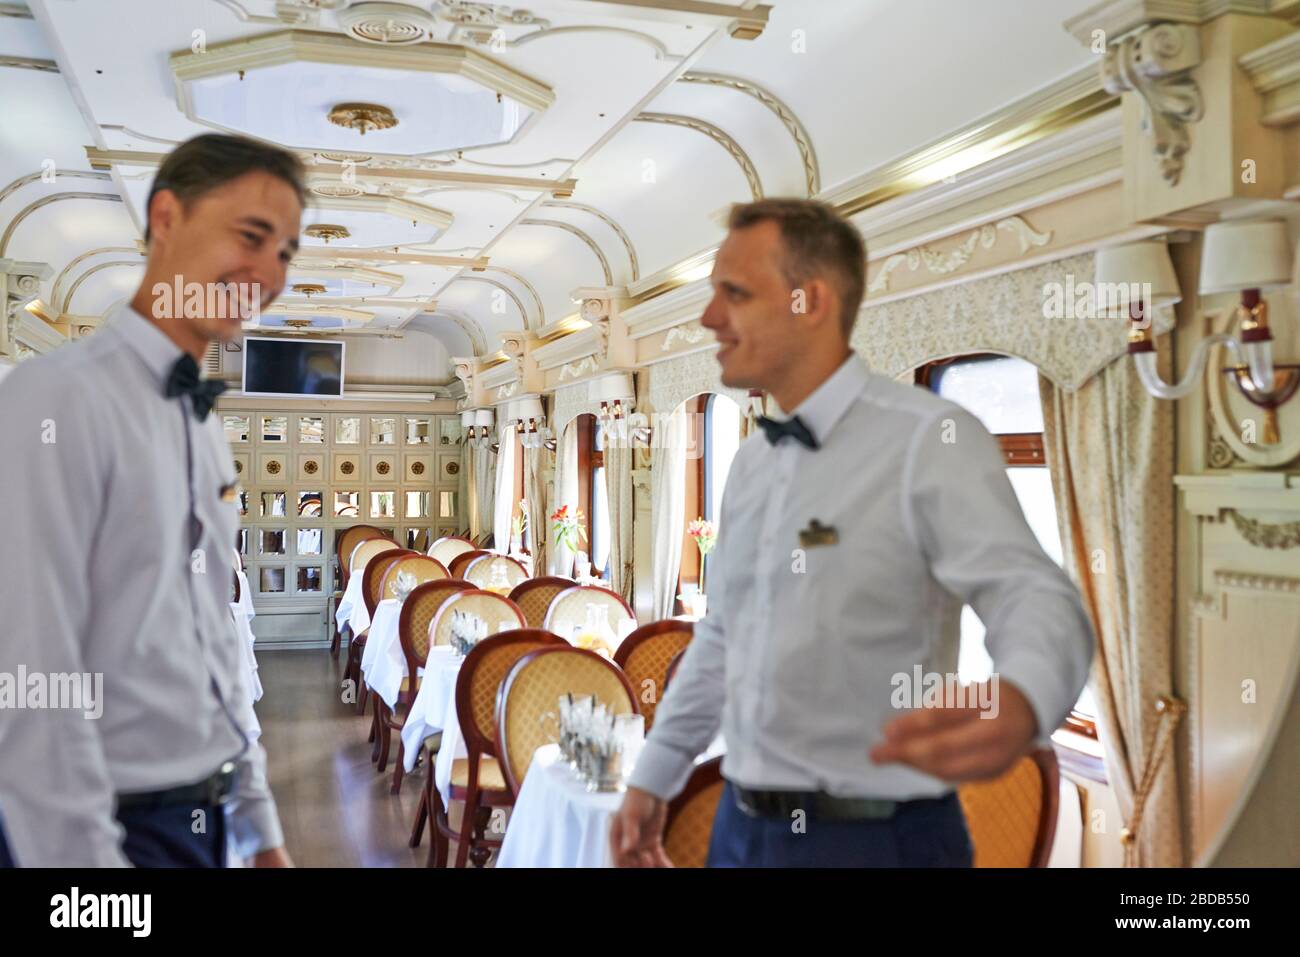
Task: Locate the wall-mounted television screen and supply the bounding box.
[242,337,345,398]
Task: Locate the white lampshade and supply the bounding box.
[515,396,545,420]
[474,408,494,428]
[1199,219,1293,294]
[460,410,476,428]
[589,372,634,403]
[1093,241,1182,318]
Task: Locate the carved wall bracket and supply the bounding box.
[1225,510,1300,550]
[1100,22,1203,186]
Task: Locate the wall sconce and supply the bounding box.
[459,409,475,446]
[1106,225,1299,442]
[513,396,553,450]
[465,408,495,449]
[591,372,651,444]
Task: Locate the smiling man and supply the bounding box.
[0,134,303,867]
[610,199,1094,868]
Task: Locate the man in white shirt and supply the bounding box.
[611,199,1094,867]
[0,134,303,867]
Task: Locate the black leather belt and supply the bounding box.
[731,784,952,822]
[115,761,238,812]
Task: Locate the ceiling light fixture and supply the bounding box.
[292,283,327,298]
[304,224,352,243]
[327,102,399,136]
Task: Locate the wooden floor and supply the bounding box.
[256,649,461,868]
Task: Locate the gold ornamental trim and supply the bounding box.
[327,102,399,136]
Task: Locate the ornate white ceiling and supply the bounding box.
[2,0,1100,386]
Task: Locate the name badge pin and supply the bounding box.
[798,519,838,548]
[220,482,241,504]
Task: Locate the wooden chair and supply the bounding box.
[427,589,526,649]
[370,557,454,781]
[495,646,638,801]
[664,648,686,690]
[956,748,1059,867]
[380,555,449,600]
[331,525,391,656]
[448,548,493,579]
[664,756,724,868]
[464,553,529,591]
[427,535,477,568]
[507,576,576,628]
[424,628,566,868]
[613,620,693,730]
[542,584,636,645]
[348,548,416,717]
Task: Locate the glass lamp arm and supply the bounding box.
[1132,333,1245,400]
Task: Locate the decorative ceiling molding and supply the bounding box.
[63,260,145,315]
[1239,31,1300,126]
[867,216,1054,293]
[0,169,113,210]
[451,275,531,328]
[54,246,142,313]
[455,155,577,170]
[0,192,124,258]
[510,26,677,60]
[634,112,762,200]
[292,247,489,269]
[562,0,771,41]
[482,265,545,326]
[0,3,35,18]
[679,71,820,196]
[518,218,614,286]
[86,148,576,196]
[98,124,181,147]
[1062,0,1280,45]
[541,200,641,282]
[1099,22,1203,186]
[421,309,488,355]
[623,276,712,339]
[0,55,58,73]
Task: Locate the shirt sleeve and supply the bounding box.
[904,407,1095,740]
[0,368,131,866]
[625,447,744,802]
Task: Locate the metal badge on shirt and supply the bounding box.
[798,518,839,548]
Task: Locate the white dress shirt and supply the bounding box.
[0,304,282,866]
[628,354,1094,802]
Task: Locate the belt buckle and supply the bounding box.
[211,761,237,806]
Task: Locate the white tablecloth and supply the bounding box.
[399,649,466,807]
[336,574,363,632]
[495,744,623,868]
[361,600,421,710]
[229,564,261,704]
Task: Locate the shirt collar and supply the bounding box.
[783,353,869,445]
[107,302,185,393]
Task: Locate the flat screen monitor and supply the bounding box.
[242,337,345,398]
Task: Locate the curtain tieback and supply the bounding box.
[1120,694,1187,866]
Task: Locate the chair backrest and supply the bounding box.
[663,757,724,868]
[363,549,418,620]
[465,553,529,590]
[380,555,448,601]
[351,537,399,579]
[454,629,568,761]
[613,620,693,730]
[542,585,636,643]
[339,526,391,588]
[427,535,477,567]
[957,749,1059,867]
[428,589,526,649]
[449,548,493,579]
[664,649,686,690]
[507,576,576,628]
[398,579,475,674]
[495,646,638,797]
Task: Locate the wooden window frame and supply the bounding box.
[676,395,709,606]
[915,355,1097,743]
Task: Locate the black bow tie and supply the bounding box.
[165,353,227,422]
[757,414,819,451]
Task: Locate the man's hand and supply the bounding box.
[609,787,673,868]
[249,846,294,868]
[869,679,1039,782]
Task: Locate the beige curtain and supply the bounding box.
[465,439,480,539]
[549,422,580,575]
[604,437,634,602]
[650,405,687,620]
[523,444,550,575]
[1039,354,1182,867]
[475,442,496,547]
[493,425,517,552]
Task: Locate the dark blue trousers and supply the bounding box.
[706,782,973,867]
[0,803,226,867]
